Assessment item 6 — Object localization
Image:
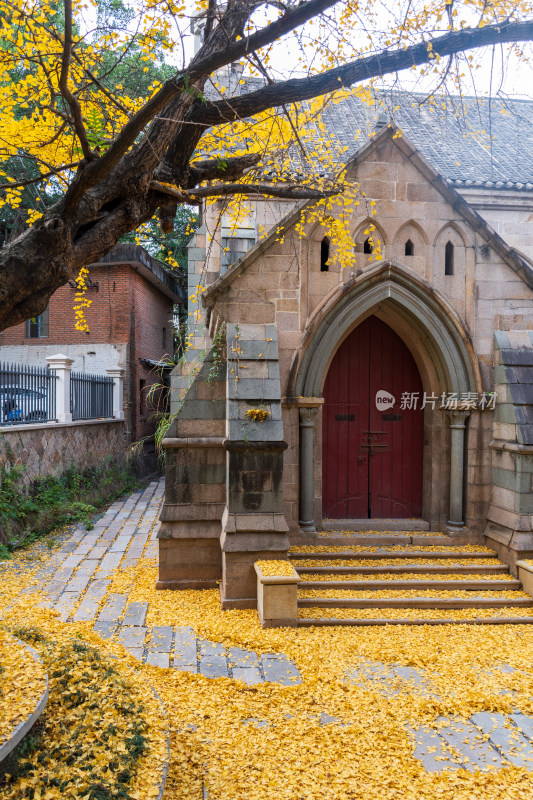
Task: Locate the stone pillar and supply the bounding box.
[106,367,125,420]
[45,353,74,423]
[298,406,320,532]
[221,440,290,608]
[446,408,470,535]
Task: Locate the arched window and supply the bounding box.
[445,241,454,275]
[405,239,414,256]
[320,237,330,271]
[363,237,373,254]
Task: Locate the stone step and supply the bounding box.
[312,535,454,547]
[290,550,496,561]
[298,615,533,627]
[298,596,533,609]
[295,564,509,575]
[323,519,430,531]
[299,579,521,591]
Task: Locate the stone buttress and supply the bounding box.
[485,331,533,572]
[157,323,290,606]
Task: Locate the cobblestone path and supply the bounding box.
[31,478,301,686]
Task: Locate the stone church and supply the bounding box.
[156,93,533,623]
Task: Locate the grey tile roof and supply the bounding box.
[318,92,533,190]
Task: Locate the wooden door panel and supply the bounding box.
[322,316,423,519]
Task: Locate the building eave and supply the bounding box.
[89,243,184,304]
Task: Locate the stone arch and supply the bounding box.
[291,261,480,399]
[392,220,429,280]
[432,222,469,311]
[306,220,343,275]
[432,220,469,249]
[289,261,481,532]
[353,218,388,262]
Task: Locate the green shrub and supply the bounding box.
[0,459,140,551]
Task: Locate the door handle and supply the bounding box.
[357,456,366,464]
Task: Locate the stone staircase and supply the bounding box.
[289,531,533,626]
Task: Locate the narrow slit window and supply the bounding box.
[320,237,330,271]
[445,241,454,275]
[405,239,414,256]
[363,237,373,254]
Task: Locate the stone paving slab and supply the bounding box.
[173,627,197,670]
[471,712,533,768]
[437,717,502,771]
[28,479,303,688]
[93,621,117,640]
[147,652,171,668]
[199,639,225,659]
[118,626,147,653]
[261,654,301,685]
[98,593,128,623]
[150,626,174,653]
[200,656,229,679]
[232,667,262,685]
[123,602,148,627]
[228,647,260,669]
[408,724,458,773]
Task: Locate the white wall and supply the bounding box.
[0,342,127,374]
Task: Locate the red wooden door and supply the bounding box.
[322,316,423,519]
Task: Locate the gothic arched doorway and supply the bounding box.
[322,315,424,519]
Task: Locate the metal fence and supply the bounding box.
[0,362,57,425]
[70,371,114,421]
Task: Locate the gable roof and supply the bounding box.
[203,124,533,305]
[308,92,533,192]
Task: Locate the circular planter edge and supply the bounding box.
[0,639,49,764]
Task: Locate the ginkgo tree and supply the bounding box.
[0,0,532,332]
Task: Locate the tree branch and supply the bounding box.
[191,19,533,126]
[0,161,81,191]
[150,178,338,203]
[187,181,340,200]
[73,0,341,194]
[59,0,93,161]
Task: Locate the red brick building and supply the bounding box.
[0,244,183,444]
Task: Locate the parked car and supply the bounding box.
[0,386,50,424]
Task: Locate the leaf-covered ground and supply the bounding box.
[0,630,47,750]
[3,523,533,798]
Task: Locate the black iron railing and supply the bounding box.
[0,362,57,425]
[70,371,114,421]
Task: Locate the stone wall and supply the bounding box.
[0,419,128,485]
[485,330,533,571]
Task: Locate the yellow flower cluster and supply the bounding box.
[245,408,270,423]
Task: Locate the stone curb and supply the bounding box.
[151,687,170,800]
[0,639,49,764]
